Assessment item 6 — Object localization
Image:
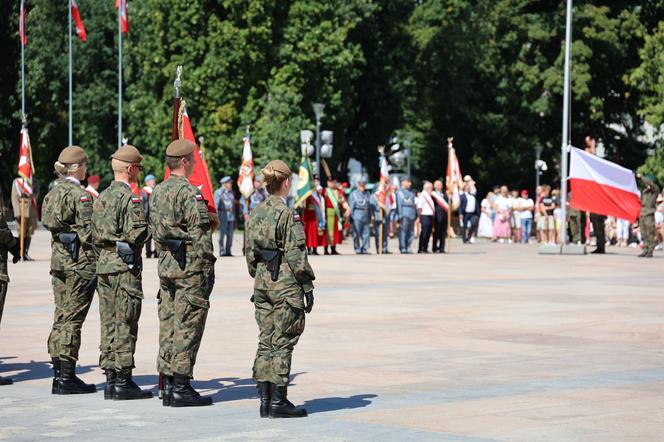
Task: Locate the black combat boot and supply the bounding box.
[162,375,174,407]
[257,381,271,418]
[171,373,212,407]
[22,237,34,261]
[51,358,60,394]
[104,369,117,400]
[0,375,13,385]
[113,370,153,400]
[331,246,340,255]
[269,383,307,418]
[58,359,96,394]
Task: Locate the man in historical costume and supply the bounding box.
[323,179,344,255]
[302,182,326,255]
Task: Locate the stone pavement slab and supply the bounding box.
[0,230,662,441]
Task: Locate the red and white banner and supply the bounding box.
[71,0,87,42]
[446,140,462,206]
[19,0,27,45]
[377,156,389,207]
[237,135,255,199]
[17,127,33,195]
[569,147,641,222]
[164,109,217,213]
[115,0,129,33]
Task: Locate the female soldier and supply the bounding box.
[41,146,97,394]
[245,160,315,418]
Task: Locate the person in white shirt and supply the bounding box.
[510,190,521,243]
[518,190,534,243]
[416,181,435,253]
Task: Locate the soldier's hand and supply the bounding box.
[205,270,215,297]
[10,238,21,264]
[304,291,314,313]
[250,294,255,303]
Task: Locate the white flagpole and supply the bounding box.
[20,0,25,123]
[118,2,122,147]
[68,0,73,146]
[559,0,573,246]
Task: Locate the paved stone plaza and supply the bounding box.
[0,229,662,441]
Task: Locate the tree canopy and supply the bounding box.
[1,0,663,197]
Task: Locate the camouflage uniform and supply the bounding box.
[150,175,216,377]
[92,181,149,371]
[0,210,18,324]
[41,178,97,362]
[640,178,661,256]
[246,195,315,386]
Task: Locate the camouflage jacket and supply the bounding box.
[150,175,216,278]
[0,210,17,282]
[42,178,96,272]
[92,181,149,275]
[246,195,315,293]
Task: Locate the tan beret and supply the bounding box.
[112,145,143,163]
[58,146,88,164]
[264,160,292,176]
[166,139,195,157]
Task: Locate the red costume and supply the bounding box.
[303,195,326,248]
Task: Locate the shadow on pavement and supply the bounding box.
[302,394,377,414]
[0,356,95,382]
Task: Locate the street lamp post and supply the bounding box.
[312,103,324,179]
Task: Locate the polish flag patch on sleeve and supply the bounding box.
[80,196,90,203]
[294,213,301,222]
[195,194,204,202]
[131,197,141,204]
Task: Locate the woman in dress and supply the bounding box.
[492,186,512,242]
[478,191,495,238]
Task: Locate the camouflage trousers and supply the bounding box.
[0,281,7,326]
[48,269,95,362]
[641,211,656,254]
[98,268,143,371]
[252,287,306,386]
[157,273,209,377]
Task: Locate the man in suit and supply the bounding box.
[459,181,480,244]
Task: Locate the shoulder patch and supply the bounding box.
[195,194,204,202]
[294,213,301,222]
[131,197,141,204]
[80,195,90,203]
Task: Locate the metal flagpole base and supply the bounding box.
[537,244,587,255]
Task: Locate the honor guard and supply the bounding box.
[396,177,417,253]
[348,180,371,254]
[41,146,98,394]
[215,176,236,257]
[150,139,217,407]
[92,145,152,400]
[245,160,315,418]
[0,206,20,385]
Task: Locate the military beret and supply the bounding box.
[166,139,195,157]
[220,176,232,184]
[112,145,144,163]
[58,146,88,164]
[144,174,155,183]
[264,160,292,176]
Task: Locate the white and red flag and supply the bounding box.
[569,147,641,222]
[19,0,27,45]
[238,135,255,200]
[17,127,34,195]
[376,155,389,208]
[445,139,462,207]
[115,0,129,33]
[164,109,217,213]
[71,0,87,42]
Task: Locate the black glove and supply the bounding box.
[250,294,255,303]
[204,270,215,297]
[83,275,98,297]
[304,291,314,313]
[10,238,20,264]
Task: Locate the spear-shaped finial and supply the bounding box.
[447,137,454,148]
[174,65,183,98]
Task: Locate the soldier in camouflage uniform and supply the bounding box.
[41,146,98,394]
[245,160,315,418]
[638,174,661,258]
[92,145,152,400]
[0,203,20,385]
[150,139,216,407]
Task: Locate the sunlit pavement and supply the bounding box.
[1,228,662,441]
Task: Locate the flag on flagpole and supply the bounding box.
[377,155,389,208]
[19,0,27,45]
[445,140,462,209]
[17,127,34,195]
[238,135,255,200]
[71,0,87,42]
[295,156,314,208]
[115,0,129,33]
[164,107,217,213]
[569,147,641,222]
